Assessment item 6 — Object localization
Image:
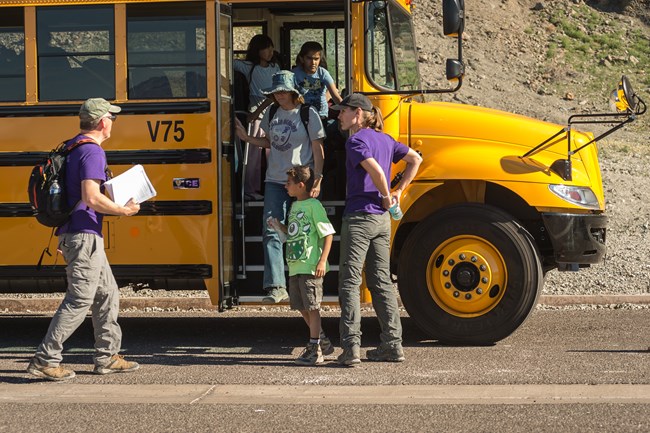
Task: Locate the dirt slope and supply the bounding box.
[413,0,650,295]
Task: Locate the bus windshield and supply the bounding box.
[366,0,420,91]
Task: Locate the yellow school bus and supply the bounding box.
[0,0,644,343]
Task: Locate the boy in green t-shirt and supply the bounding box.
[268,165,335,365]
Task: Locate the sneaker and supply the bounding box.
[320,337,335,356]
[366,346,405,362]
[337,345,361,366]
[94,354,140,375]
[26,358,76,381]
[262,287,288,304]
[295,343,323,366]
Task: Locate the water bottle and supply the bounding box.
[49,180,63,214]
[388,199,403,220]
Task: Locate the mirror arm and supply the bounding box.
[521,127,567,158]
[571,116,636,155]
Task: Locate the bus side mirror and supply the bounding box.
[609,75,637,113]
[443,0,465,37]
[446,59,465,81]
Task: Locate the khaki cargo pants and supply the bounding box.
[34,233,122,367]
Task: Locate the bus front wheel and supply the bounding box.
[397,204,542,344]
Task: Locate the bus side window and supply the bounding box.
[129,68,172,99]
[127,2,206,100]
[36,5,115,102]
[0,8,26,102]
[83,58,114,97]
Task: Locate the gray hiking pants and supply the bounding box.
[338,212,403,350]
[34,233,122,367]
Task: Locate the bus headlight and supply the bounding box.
[549,184,600,209]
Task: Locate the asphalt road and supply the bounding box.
[0,309,648,432]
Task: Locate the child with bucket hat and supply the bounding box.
[235,71,325,304]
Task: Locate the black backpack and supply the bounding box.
[27,137,96,228]
[268,103,313,140]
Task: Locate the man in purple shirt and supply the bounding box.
[27,98,141,381]
[330,94,422,366]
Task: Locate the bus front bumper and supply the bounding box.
[541,213,607,270]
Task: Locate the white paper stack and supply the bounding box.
[104,164,157,206]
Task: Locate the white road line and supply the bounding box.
[2,384,649,405]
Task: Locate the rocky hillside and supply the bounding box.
[414,0,650,295]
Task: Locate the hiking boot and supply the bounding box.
[262,287,288,304]
[366,346,405,362]
[337,345,361,366]
[320,337,335,356]
[27,358,76,381]
[295,342,324,366]
[94,354,140,375]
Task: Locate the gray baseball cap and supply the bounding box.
[79,98,121,121]
[330,93,373,112]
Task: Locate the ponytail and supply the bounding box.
[361,106,384,132]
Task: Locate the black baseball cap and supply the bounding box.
[330,93,373,112]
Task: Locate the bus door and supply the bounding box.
[227,1,351,303]
[216,3,236,309]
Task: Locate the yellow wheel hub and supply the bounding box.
[426,235,507,317]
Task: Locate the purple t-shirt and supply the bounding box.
[344,128,409,215]
[56,134,107,237]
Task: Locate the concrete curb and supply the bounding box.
[0,295,649,313]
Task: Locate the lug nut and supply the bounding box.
[445,282,451,289]
[448,259,455,265]
[465,293,472,300]
[476,288,483,294]
[453,291,460,298]
[482,277,488,284]
[443,270,450,276]
[480,265,486,271]
[459,253,466,260]
[471,256,477,262]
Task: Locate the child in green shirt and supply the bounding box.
[268,165,335,365]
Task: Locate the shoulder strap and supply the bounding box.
[62,137,97,155]
[300,104,312,141]
[269,104,279,124]
[248,63,256,84]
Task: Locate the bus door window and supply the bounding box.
[126,2,207,100]
[0,8,25,102]
[36,5,115,101]
[284,25,345,92]
[366,1,420,91]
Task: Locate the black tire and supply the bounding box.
[398,203,542,344]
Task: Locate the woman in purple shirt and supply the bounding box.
[330,93,422,366]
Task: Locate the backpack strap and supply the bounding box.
[63,137,97,154]
[248,63,256,85]
[268,103,313,142]
[299,104,312,142]
[269,103,279,124]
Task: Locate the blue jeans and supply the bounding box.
[262,182,291,290]
[338,212,403,350]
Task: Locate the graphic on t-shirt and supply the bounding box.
[287,210,311,261]
[299,77,324,112]
[299,77,323,92]
[270,118,298,151]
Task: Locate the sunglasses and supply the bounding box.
[103,115,117,122]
